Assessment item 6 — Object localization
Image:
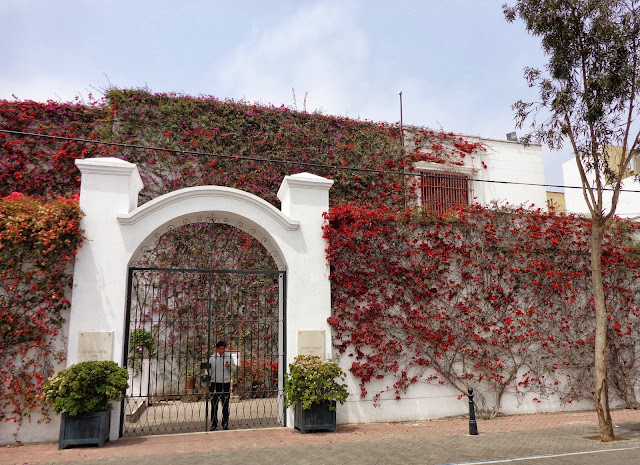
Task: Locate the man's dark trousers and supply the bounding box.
[210,382,231,430]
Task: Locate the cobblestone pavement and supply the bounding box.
[2,409,640,465]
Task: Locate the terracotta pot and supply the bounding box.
[185,375,196,391]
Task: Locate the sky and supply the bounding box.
[0,0,573,188]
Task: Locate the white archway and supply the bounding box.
[118,185,300,270]
[68,158,333,440]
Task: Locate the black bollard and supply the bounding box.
[467,388,478,435]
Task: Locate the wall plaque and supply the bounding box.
[297,330,325,359]
[77,331,113,363]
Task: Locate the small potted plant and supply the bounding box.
[128,327,156,375]
[42,360,129,449]
[283,355,349,433]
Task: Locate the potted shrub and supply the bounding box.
[42,360,129,449]
[283,355,349,433]
[181,356,200,398]
[126,328,156,418]
[128,327,156,375]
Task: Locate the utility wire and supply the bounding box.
[2,129,640,193]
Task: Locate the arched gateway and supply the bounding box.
[68,158,333,441]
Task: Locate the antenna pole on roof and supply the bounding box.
[399,90,406,210]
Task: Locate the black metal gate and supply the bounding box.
[122,267,286,437]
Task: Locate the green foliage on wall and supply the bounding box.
[1,89,485,207]
[0,193,84,422]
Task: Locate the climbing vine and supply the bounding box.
[0,193,83,422]
[324,203,640,416]
[0,97,105,198]
[2,89,638,423]
[1,90,485,206]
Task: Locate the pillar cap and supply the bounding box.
[76,158,143,192]
[75,157,137,174]
[277,172,334,201]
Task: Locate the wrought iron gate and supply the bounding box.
[122,267,286,437]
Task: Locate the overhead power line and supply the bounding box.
[2,129,640,193]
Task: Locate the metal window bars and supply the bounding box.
[420,171,471,214]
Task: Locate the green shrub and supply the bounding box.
[128,328,156,375]
[283,355,349,410]
[42,361,129,416]
[128,328,156,357]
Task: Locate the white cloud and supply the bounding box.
[211,2,368,114]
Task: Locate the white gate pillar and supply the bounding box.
[277,173,334,426]
[69,158,142,440]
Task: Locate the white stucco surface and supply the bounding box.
[563,158,640,219]
[468,137,548,209]
[335,362,599,426]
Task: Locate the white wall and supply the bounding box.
[336,361,604,426]
[0,415,62,446]
[563,158,640,219]
[470,137,548,209]
[0,304,69,444]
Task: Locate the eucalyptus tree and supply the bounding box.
[504,0,640,441]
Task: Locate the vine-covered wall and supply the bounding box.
[1,89,485,206]
[324,203,640,416]
[0,99,104,198]
[0,89,638,429]
[0,193,83,424]
[0,90,485,427]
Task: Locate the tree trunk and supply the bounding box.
[591,223,615,442]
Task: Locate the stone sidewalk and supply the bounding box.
[2,409,640,465]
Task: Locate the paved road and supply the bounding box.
[3,409,640,465]
[26,433,640,465]
[447,447,640,465]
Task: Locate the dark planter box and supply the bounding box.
[294,401,337,433]
[59,411,110,449]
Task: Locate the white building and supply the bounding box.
[562,152,640,220]
[412,134,548,212]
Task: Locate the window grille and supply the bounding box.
[420,171,471,214]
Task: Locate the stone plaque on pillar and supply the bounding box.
[297,330,325,360]
[77,331,114,363]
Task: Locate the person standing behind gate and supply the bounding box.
[206,341,236,431]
